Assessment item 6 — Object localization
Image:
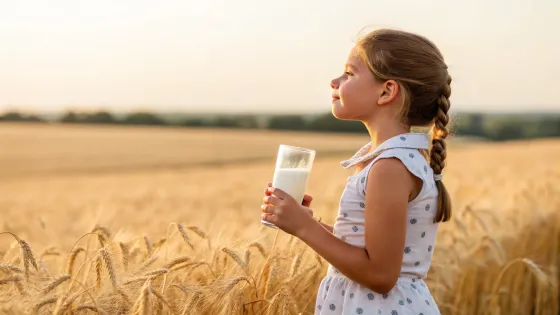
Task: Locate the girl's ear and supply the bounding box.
[377,79,399,106]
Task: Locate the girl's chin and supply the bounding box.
[331,104,350,120]
[331,104,365,121]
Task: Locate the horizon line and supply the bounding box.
[2,107,560,117]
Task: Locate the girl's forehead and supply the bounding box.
[346,47,367,67]
[347,44,360,57]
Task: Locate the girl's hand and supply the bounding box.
[265,182,313,216]
[261,185,316,237]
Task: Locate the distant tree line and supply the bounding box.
[452,113,560,141]
[1,109,559,141]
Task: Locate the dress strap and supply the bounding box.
[340,133,430,169]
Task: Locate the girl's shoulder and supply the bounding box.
[355,148,437,203]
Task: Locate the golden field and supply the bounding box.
[0,123,559,315]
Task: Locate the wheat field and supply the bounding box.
[0,123,559,315]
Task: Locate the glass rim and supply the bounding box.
[279,144,316,154]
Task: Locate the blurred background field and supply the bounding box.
[1,0,560,314]
[0,122,559,314]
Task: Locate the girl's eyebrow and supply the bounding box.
[345,63,358,71]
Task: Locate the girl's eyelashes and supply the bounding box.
[344,71,353,76]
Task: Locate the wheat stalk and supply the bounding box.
[144,268,168,278]
[225,276,252,291]
[100,248,117,288]
[91,225,112,240]
[164,256,191,269]
[486,258,550,315]
[249,242,267,258]
[0,275,24,295]
[19,239,38,280]
[40,246,61,259]
[91,225,111,249]
[245,249,251,267]
[128,248,141,264]
[136,281,151,315]
[136,255,159,273]
[66,247,86,276]
[51,294,68,315]
[284,265,316,288]
[119,242,129,272]
[263,264,276,300]
[151,288,176,314]
[265,287,297,315]
[143,236,153,257]
[74,304,102,314]
[121,276,151,286]
[116,288,132,306]
[0,263,22,274]
[43,274,71,294]
[33,296,58,314]
[170,284,202,295]
[181,291,201,315]
[95,255,102,289]
[176,224,195,250]
[221,247,248,271]
[56,291,83,315]
[170,261,216,277]
[257,229,280,290]
[288,254,302,278]
[187,226,207,238]
[154,237,167,249]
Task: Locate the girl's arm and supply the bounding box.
[317,221,334,234]
[296,158,412,294]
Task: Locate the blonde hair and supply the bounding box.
[355,28,452,223]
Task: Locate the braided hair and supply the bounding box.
[356,29,453,223]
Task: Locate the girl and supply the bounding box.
[261,28,452,315]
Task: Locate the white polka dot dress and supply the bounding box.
[314,133,441,315]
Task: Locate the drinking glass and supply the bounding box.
[262,144,316,229]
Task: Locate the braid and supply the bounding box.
[430,75,451,174]
[430,74,452,223]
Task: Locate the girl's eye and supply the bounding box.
[345,71,353,76]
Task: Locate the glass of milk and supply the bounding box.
[262,144,316,229]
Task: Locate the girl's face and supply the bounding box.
[330,46,382,121]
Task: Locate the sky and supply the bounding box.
[0,0,559,114]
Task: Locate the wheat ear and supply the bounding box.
[176,224,195,250]
[0,263,23,274]
[66,247,86,276]
[43,274,71,294]
[119,242,129,271]
[33,296,58,314]
[100,248,117,288]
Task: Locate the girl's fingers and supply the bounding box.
[261,204,275,214]
[302,194,313,206]
[263,195,282,205]
[264,182,273,196]
[267,187,287,200]
[261,212,276,224]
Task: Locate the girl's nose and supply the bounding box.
[330,78,339,89]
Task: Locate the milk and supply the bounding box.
[272,168,310,203]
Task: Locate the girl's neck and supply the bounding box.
[363,118,410,149]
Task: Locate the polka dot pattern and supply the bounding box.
[316,134,440,314]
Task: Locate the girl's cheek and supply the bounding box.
[339,83,351,101]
